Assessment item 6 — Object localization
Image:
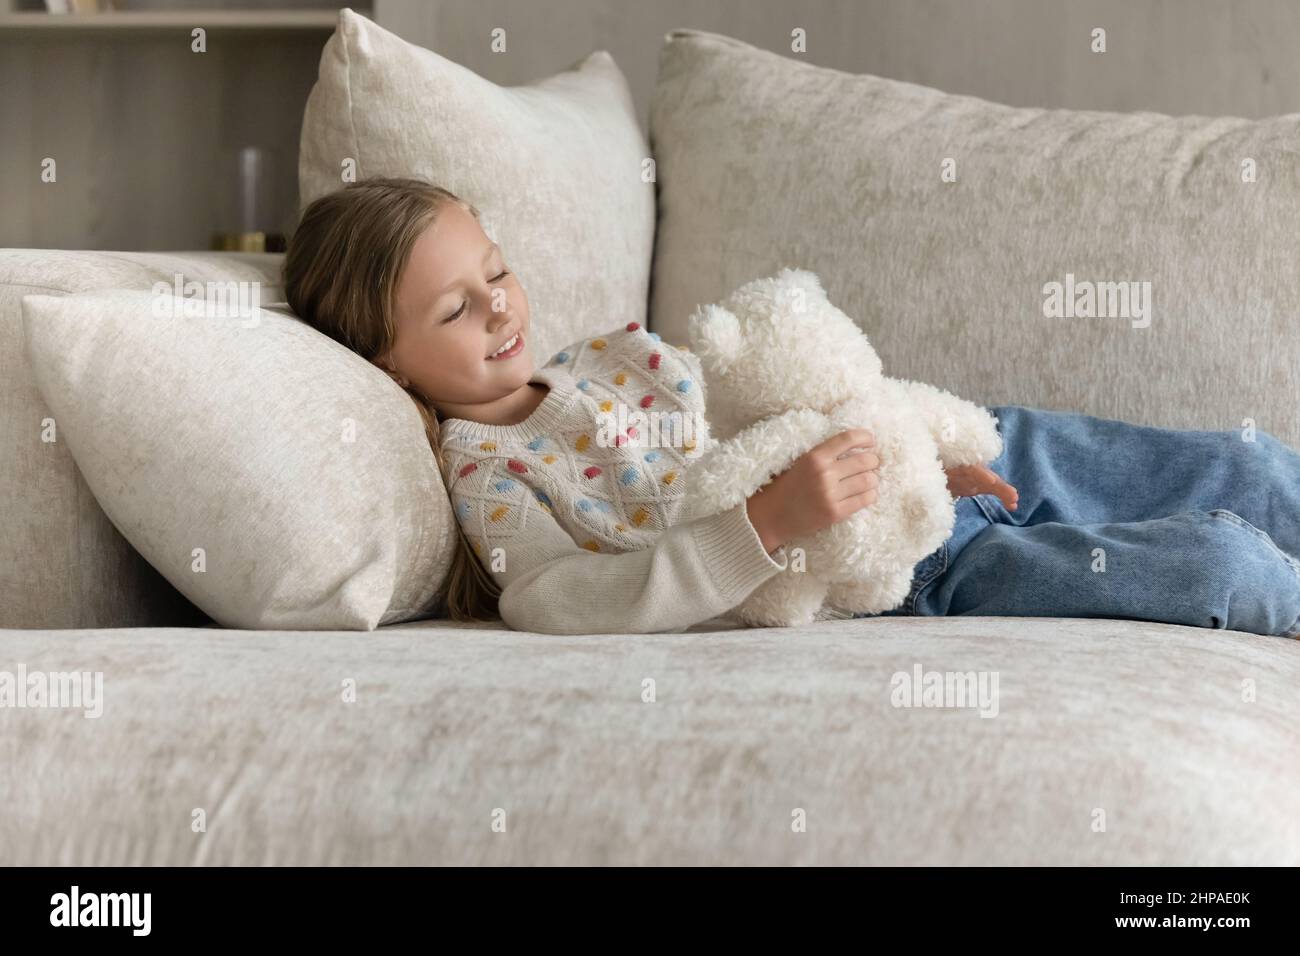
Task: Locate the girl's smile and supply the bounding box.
[487,330,524,360]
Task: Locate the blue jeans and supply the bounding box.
[855,405,1300,638]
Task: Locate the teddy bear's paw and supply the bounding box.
[976,412,1005,463]
[901,487,959,551]
[727,601,820,628]
[827,568,913,615]
[730,570,827,627]
[939,404,1005,467]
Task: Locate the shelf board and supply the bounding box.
[0,9,367,33]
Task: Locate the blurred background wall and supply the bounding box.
[4,0,1299,250]
[379,0,1300,131]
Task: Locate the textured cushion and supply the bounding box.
[1,614,1296,864]
[0,250,283,629]
[299,8,654,362]
[20,288,451,630]
[649,29,1300,447]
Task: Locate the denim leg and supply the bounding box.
[914,509,1300,638]
[858,404,1300,635]
[981,405,1300,561]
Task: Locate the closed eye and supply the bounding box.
[441,270,510,323]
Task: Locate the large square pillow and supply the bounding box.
[21,288,452,630]
[649,29,1300,447]
[299,8,654,360]
[1,249,284,628]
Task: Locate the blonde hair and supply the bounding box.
[283,176,502,623]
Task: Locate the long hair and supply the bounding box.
[282,177,502,622]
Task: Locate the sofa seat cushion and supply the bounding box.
[1,614,1295,864]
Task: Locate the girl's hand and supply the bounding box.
[745,428,880,553]
[945,463,1018,511]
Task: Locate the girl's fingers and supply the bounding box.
[948,465,1019,511]
[832,449,879,479]
[836,469,880,500]
[815,428,876,461]
[996,479,1019,510]
[828,458,1018,509]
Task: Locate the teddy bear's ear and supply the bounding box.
[776,266,825,297]
[687,303,743,372]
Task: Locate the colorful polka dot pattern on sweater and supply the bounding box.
[440,323,711,561]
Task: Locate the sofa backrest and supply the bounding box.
[648,29,1300,448]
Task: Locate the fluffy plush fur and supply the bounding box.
[682,267,1004,626]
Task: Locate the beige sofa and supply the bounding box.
[5,251,1298,865]
[4,20,1300,865]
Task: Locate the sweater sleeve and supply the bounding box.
[456,460,788,634]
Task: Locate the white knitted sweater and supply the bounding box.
[439,322,789,633]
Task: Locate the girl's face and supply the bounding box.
[375,202,535,423]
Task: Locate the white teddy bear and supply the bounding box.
[681,267,1005,627]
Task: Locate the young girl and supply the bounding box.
[285,177,1300,639]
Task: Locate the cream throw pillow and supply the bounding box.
[21,289,451,630]
[649,28,1300,446]
[299,8,654,361]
